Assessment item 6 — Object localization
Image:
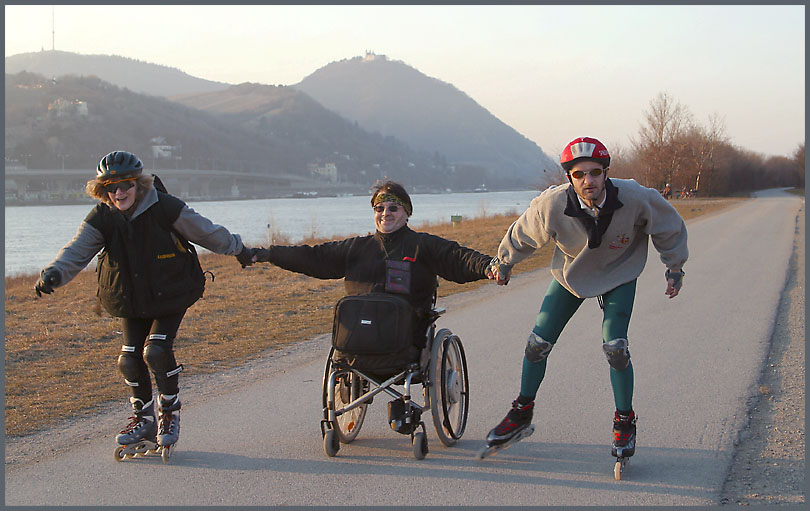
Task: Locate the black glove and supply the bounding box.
[665,268,684,291]
[35,268,61,297]
[252,247,273,263]
[235,246,256,268]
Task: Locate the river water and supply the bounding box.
[4,190,539,277]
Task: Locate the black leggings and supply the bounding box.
[117,311,185,403]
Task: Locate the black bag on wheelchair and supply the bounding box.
[332,293,416,355]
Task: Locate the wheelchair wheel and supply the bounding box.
[412,431,428,460]
[323,429,339,457]
[322,347,368,444]
[428,328,469,447]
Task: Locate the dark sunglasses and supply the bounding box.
[373,204,400,213]
[570,168,605,179]
[103,179,136,194]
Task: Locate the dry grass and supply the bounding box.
[4,196,744,436]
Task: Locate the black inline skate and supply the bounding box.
[157,394,181,463]
[612,409,637,480]
[477,398,535,459]
[114,397,158,462]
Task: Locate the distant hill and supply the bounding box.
[5,72,270,171]
[4,72,457,191]
[5,50,230,97]
[5,50,559,191]
[171,82,455,188]
[294,54,558,188]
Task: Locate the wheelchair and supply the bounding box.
[320,304,469,459]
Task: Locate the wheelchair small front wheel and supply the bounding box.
[429,328,470,447]
[323,429,340,457]
[412,432,428,460]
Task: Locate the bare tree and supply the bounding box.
[632,92,691,189]
[687,113,728,196]
[793,143,805,188]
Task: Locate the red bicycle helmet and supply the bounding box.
[560,137,610,171]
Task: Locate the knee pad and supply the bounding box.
[602,338,631,370]
[117,346,146,387]
[143,339,181,378]
[525,332,554,363]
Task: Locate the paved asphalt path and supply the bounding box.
[4,189,802,507]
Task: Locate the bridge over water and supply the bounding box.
[4,167,354,203]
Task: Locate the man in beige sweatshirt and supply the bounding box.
[481,137,688,462]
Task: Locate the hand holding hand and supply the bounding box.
[252,247,273,263]
[487,258,513,286]
[236,246,256,268]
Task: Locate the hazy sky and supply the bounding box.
[4,4,806,158]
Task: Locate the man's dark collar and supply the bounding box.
[564,178,623,218]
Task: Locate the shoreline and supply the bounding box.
[3,186,542,208]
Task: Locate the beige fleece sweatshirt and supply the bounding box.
[497,178,688,298]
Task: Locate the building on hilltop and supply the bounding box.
[363,51,387,62]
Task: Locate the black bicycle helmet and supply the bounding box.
[96,151,143,182]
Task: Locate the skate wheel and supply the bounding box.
[476,445,491,459]
[412,432,428,460]
[614,459,626,480]
[161,446,171,464]
[114,445,126,462]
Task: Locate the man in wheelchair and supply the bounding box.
[248,180,495,457]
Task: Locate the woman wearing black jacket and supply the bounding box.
[34,150,255,459]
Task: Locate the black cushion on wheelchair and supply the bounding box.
[332,344,422,376]
[333,293,417,355]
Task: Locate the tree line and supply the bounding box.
[607,92,804,197]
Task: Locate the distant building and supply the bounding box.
[151,137,178,159]
[363,51,387,62]
[48,98,88,117]
[16,82,44,90]
[308,162,338,182]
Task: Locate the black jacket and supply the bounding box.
[263,225,491,342]
[85,192,205,318]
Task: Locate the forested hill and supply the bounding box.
[5,72,459,189]
[6,50,561,190]
[170,82,451,187]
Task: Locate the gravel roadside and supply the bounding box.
[720,202,805,505]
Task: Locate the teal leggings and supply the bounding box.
[520,278,636,411]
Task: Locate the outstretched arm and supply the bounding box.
[35,221,105,296]
[251,239,352,280]
[172,205,244,255]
